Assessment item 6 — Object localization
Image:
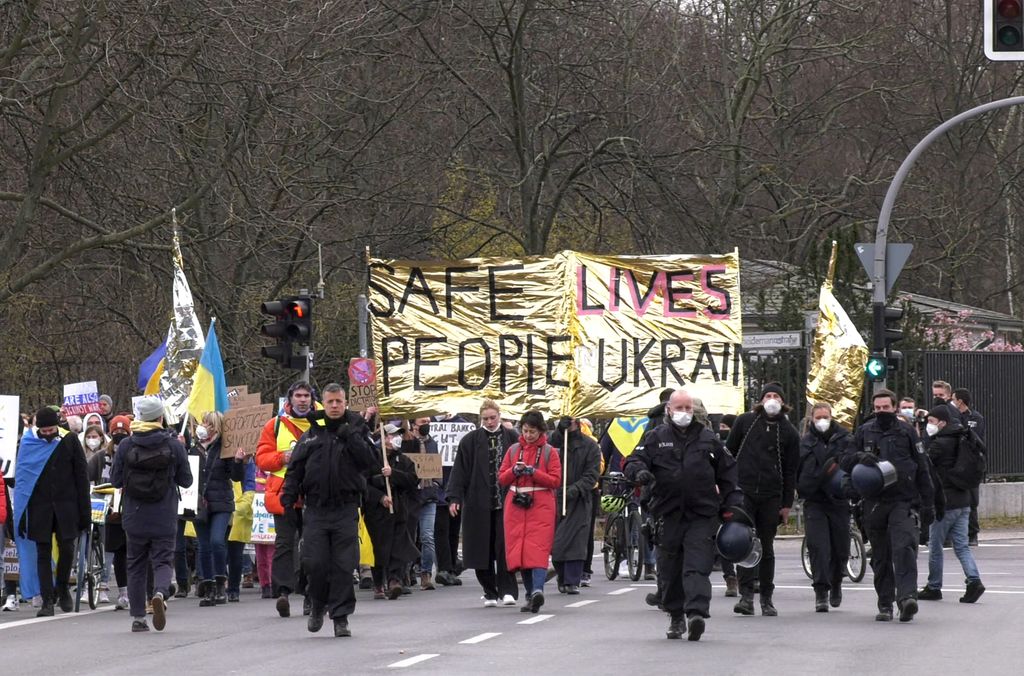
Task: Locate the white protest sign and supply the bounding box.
[432,421,477,467]
[177,456,201,514]
[62,381,101,417]
[0,395,19,476]
[250,493,276,543]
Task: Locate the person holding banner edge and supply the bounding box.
[447,400,521,607]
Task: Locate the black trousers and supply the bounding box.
[804,502,850,592]
[272,505,306,597]
[434,505,463,574]
[36,537,75,603]
[738,494,781,597]
[584,489,600,575]
[302,504,359,619]
[968,486,980,539]
[865,500,919,609]
[658,515,717,620]
[475,509,518,600]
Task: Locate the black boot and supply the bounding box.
[57,586,73,613]
[37,601,55,617]
[666,616,685,640]
[875,605,893,622]
[213,576,228,605]
[960,581,986,604]
[307,603,326,633]
[760,595,778,617]
[829,581,843,608]
[198,580,216,607]
[733,593,755,615]
[815,590,828,613]
[334,616,351,637]
[686,615,705,642]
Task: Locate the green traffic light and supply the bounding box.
[866,357,886,379]
[999,25,1022,47]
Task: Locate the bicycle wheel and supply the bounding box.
[603,517,622,580]
[801,536,813,580]
[88,537,104,609]
[846,531,866,583]
[626,510,642,581]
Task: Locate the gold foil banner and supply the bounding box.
[369,250,744,419]
[805,242,868,429]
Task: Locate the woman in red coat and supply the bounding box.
[499,410,562,614]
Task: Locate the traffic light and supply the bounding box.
[866,354,886,382]
[986,0,1024,60]
[260,295,313,369]
[883,305,903,371]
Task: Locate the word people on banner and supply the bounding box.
[432,421,477,467]
[0,395,20,476]
[250,493,276,543]
[63,381,101,417]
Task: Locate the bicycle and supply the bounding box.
[800,514,867,583]
[74,484,114,611]
[599,472,643,581]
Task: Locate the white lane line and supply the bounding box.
[607,587,636,595]
[565,600,599,608]
[389,654,440,668]
[518,614,554,624]
[0,605,116,631]
[460,632,502,644]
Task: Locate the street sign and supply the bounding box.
[742,331,803,351]
[854,243,913,295]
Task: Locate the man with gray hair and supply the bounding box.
[111,396,192,633]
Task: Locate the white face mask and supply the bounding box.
[670,410,693,427]
[196,425,210,442]
[925,423,940,437]
[86,437,102,450]
[900,408,914,419]
[763,399,782,416]
[814,419,830,434]
[389,435,404,450]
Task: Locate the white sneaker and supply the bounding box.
[2,595,17,612]
[99,590,110,604]
[501,594,517,606]
[482,596,498,608]
[31,595,42,609]
[115,593,129,610]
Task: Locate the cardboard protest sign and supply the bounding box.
[3,542,18,581]
[177,456,201,514]
[62,381,101,417]
[405,452,443,479]
[348,358,378,412]
[250,493,276,543]
[0,395,19,476]
[221,404,274,458]
[232,394,262,408]
[432,421,477,466]
[227,385,249,398]
[368,251,744,418]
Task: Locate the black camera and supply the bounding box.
[512,491,534,509]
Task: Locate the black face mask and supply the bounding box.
[40,433,59,442]
[932,396,947,407]
[112,434,128,446]
[875,412,896,429]
[718,429,730,442]
[418,423,430,437]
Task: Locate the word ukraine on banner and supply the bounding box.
[368,251,743,418]
[63,381,101,417]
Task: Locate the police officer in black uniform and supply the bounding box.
[625,389,743,642]
[282,383,377,638]
[841,389,934,623]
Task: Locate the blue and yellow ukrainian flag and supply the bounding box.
[187,319,230,421]
[138,338,168,395]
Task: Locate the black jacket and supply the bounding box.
[198,437,244,516]
[725,406,800,507]
[24,433,90,542]
[796,422,851,506]
[644,403,667,432]
[366,448,420,521]
[841,417,934,509]
[926,422,970,511]
[625,421,742,519]
[282,411,376,510]
[959,408,986,442]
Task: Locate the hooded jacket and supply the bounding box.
[111,429,193,538]
[725,405,800,507]
[926,420,970,511]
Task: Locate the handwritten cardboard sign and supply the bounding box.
[63,381,100,417]
[405,452,443,479]
[221,404,274,458]
[227,385,249,398]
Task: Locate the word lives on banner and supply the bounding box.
[369,251,743,418]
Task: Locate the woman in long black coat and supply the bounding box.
[551,418,601,594]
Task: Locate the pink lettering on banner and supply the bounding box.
[622,270,663,317]
[576,265,605,316]
[664,271,697,318]
[701,266,731,320]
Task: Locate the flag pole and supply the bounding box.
[379,421,394,515]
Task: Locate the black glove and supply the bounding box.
[635,469,655,485]
[858,452,878,466]
[566,484,580,500]
[920,506,935,526]
[556,416,573,433]
[335,423,350,438]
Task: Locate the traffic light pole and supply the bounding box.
[872,95,1024,390]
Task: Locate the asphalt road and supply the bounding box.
[2,531,1022,675]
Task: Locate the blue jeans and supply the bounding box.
[927,507,980,589]
[522,568,547,596]
[195,511,231,580]
[418,504,436,575]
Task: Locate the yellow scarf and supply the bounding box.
[130,420,164,434]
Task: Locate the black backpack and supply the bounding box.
[947,428,987,490]
[124,441,174,502]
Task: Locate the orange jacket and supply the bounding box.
[255,407,314,515]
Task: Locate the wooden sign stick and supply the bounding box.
[379,421,394,515]
[562,426,569,517]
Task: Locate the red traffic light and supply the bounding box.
[999,0,1022,18]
